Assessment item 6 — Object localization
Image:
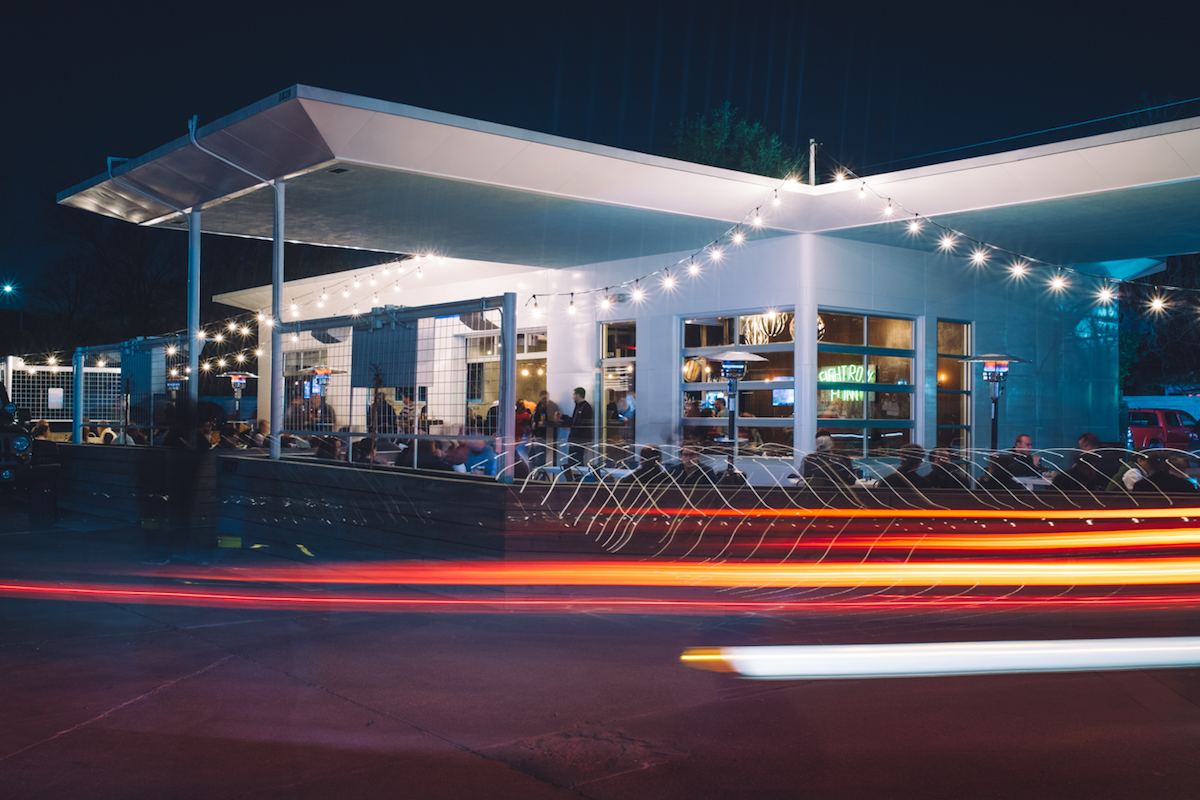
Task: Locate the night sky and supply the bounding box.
[3,0,1199,296]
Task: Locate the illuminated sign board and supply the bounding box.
[817,364,876,401]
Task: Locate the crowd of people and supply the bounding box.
[799,429,1197,494]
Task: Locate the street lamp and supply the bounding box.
[709,350,767,480]
[959,354,1030,451]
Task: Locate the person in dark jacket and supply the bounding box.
[559,387,594,468]
[877,443,932,490]
[926,447,973,490]
[801,431,856,488]
[620,445,670,486]
[667,446,717,488]
[1132,450,1197,493]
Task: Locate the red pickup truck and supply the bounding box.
[1127,408,1199,449]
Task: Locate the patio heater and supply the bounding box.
[217,371,257,420]
[296,366,346,430]
[710,350,767,479]
[960,354,1029,451]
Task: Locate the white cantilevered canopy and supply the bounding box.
[58,85,1200,274]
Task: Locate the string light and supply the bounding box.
[394,284,401,292]
[255,349,263,357]
[96,359,106,368]
[772,191,780,206]
[213,333,224,343]
[663,271,676,289]
[229,321,239,332]
[710,246,723,261]
[320,289,328,300]
[236,353,246,363]
[970,249,988,265]
[632,281,644,302]
[532,296,541,317]
[1050,273,1068,292]
[1097,285,1115,304]
[369,276,376,286]
[568,294,576,314]
[938,235,957,252]
[858,184,866,200]
[342,287,350,297]
[201,362,211,371]
[47,356,57,365]
[1010,262,1028,277]
[417,266,423,278]
[353,279,361,288]
[217,359,227,369]
[166,346,176,356]
[751,211,763,227]
[601,292,612,310]
[240,325,250,335]
[883,199,894,216]
[688,259,700,275]
[1149,295,1167,313]
[732,229,745,244]
[835,171,847,181]
[907,218,922,233]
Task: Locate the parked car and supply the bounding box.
[1126,408,1199,449]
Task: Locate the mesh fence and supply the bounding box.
[275,297,513,471]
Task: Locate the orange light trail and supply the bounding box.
[602,506,1200,521]
[127,557,1200,588]
[728,528,1200,552]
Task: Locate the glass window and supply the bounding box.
[818,313,864,345]
[937,321,969,356]
[740,311,795,345]
[868,316,913,349]
[936,320,971,452]
[683,317,735,348]
[603,321,636,359]
[818,390,864,420]
[523,329,547,354]
[868,355,912,385]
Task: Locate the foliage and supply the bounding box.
[664,103,806,180]
[1120,254,1200,394]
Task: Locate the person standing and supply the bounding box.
[367,390,397,435]
[530,390,557,467]
[559,387,594,469]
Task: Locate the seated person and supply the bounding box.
[31,424,50,440]
[1132,451,1197,493]
[877,443,932,490]
[977,452,1022,491]
[314,436,343,461]
[801,431,856,488]
[1009,433,1044,477]
[407,439,453,471]
[667,446,716,487]
[621,445,670,485]
[353,436,378,464]
[464,439,498,476]
[926,447,973,489]
[1053,455,1108,492]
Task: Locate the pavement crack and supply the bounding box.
[0,655,233,764]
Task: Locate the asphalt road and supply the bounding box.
[3,503,1200,799]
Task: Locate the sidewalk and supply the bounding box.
[3,500,1200,798]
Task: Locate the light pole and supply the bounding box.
[960,354,1029,451]
[710,350,767,479]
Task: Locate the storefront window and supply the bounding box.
[817,312,915,457]
[936,320,971,450]
[602,322,636,462]
[682,310,795,451]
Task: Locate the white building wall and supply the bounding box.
[252,230,1119,451]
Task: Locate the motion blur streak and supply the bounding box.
[734,528,1200,552]
[6,581,1200,613]
[144,558,1200,587]
[681,637,1200,679]
[607,507,1200,521]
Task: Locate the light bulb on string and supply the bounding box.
[710,246,723,261]
[732,229,744,244]
[256,313,265,323]
[883,199,894,217]
[751,211,763,227]
[236,353,246,363]
[320,289,328,300]
[1149,294,1167,313]
[1010,261,1028,277]
[166,346,177,356]
[772,191,780,206]
[213,333,224,343]
[369,276,376,286]
[353,279,361,288]
[688,259,700,276]
[393,283,401,292]
[342,287,349,298]
[601,290,612,310]
[240,325,250,335]
[835,171,847,182]
[938,234,957,252]
[907,217,922,234]
[96,359,106,368]
[317,300,324,309]
[382,268,389,276]
[201,362,211,371]
[229,321,239,332]
[217,359,226,369]
[970,249,988,265]
[292,333,300,342]
[373,293,379,305]
[1050,273,1068,292]
[255,349,263,357]
[663,271,676,289]
[858,184,866,200]
[417,266,423,278]
[532,296,541,317]
[568,293,576,315]
[1097,285,1115,304]
[632,281,644,302]
[352,305,360,316]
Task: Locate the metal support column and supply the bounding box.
[187,210,201,415]
[72,348,85,443]
[269,182,285,460]
[498,292,517,483]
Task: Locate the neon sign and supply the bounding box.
[818,364,876,401]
